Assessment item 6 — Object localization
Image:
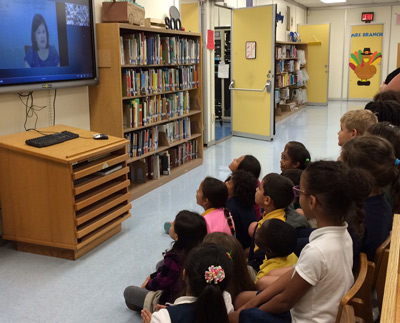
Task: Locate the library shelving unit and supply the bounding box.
[0,125,131,260]
[89,23,203,201]
[274,41,308,120]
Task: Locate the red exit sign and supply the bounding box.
[362,12,374,23]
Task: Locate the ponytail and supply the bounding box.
[345,168,373,239]
[184,244,233,323]
[195,284,229,323]
[223,207,235,236]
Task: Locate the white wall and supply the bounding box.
[215,6,232,27]
[308,5,400,100]
[0,0,178,137]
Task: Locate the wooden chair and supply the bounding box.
[375,248,389,312]
[373,231,391,286]
[336,253,375,323]
[338,304,356,323]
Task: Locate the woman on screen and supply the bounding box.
[24,14,60,68]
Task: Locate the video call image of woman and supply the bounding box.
[24,14,60,68]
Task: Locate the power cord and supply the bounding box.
[17,91,47,131]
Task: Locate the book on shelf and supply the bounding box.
[159,152,170,175]
[130,160,147,184]
[96,164,123,176]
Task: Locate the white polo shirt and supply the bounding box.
[291,223,354,323]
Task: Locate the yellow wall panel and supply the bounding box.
[181,3,199,33]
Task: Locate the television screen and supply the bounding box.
[0,0,98,93]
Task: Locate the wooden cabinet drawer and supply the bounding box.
[75,179,130,210]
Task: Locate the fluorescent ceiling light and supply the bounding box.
[320,0,346,3]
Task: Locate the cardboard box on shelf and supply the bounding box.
[102,1,145,26]
[279,101,297,112]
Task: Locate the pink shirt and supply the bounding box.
[203,208,234,236]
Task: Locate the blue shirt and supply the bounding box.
[25,46,60,67]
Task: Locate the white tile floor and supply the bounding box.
[0,101,368,323]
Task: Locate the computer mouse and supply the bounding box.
[93,133,109,140]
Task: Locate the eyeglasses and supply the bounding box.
[292,185,309,198]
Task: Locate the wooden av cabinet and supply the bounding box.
[0,125,131,259]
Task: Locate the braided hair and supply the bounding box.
[202,177,236,236]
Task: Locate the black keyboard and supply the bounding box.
[25,131,79,148]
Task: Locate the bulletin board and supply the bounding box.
[348,24,383,99]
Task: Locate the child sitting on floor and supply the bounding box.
[123,210,207,313]
[254,219,298,290]
[337,109,378,146]
[141,244,234,323]
[203,232,257,303]
[225,170,258,249]
[196,176,235,236]
[280,141,311,171]
[247,173,294,273]
[229,155,262,220]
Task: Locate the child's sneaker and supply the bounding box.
[164,222,171,234]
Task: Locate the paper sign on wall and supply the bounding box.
[207,30,214,49]
[348,24,383,99]
[218,62,229,78]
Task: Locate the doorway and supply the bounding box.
[214,5,232,142]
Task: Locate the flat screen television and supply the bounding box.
[0,0,98,93]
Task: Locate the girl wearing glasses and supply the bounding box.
[229,161,371,323]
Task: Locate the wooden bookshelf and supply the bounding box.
[89,23,203,201]
[274,41,308,121]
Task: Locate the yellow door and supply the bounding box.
[298,24,330,104]
[231,6,275,140]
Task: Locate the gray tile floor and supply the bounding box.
[0,101,367,323]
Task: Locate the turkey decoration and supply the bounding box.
[349,48,382,86]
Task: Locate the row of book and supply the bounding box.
[275,73,299,88]
[276,60,300,74]
[124,117,192,157]
[125,127,159,158]
[129,140,198,183]
[122,66,198,97]
[123,91,190,128]
[276,45,297,60]
[120,33,200,66]
[158,117,192,144]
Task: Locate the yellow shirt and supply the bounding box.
[254,208,286,252]
[255,252,298,283]
[202,208,215,217]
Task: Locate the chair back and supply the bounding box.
[336,253,375,323]
[373,231,391,286]
[375,248,389,312]
[338,304,356,323]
